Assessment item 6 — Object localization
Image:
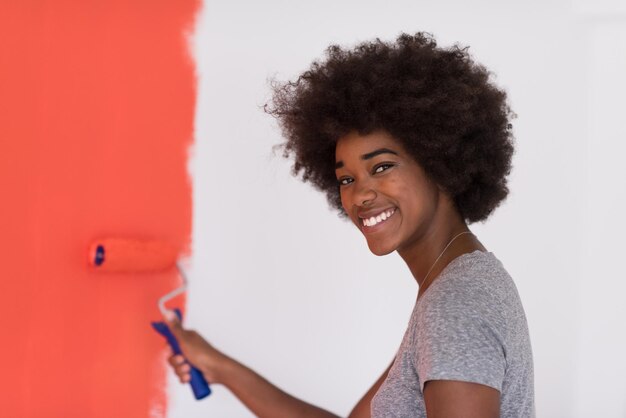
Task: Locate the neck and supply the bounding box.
[397,202,485,297]
[398,222,470,284]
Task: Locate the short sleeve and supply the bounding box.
[414,301,506,392]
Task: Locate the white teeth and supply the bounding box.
[362,208,396,227]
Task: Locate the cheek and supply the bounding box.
[382,176,410,202]
[339,189,349,211]
[389,179,427,215]
[339,190,357,223]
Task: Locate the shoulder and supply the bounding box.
[412,251,514,392]
[417,250,522,322]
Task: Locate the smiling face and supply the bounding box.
[335,130,442,256]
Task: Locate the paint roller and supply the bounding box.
[88,238,211,400]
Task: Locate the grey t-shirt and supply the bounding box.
[371,250,535,417]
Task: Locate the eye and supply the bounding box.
[373,163,394,174]
[338,177,353,186]
[338,163,394,186]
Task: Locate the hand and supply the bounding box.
[163,311,228,384]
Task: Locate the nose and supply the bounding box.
[352,178,377,207]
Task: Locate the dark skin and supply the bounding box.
[334,130,488,294]
[164,130,499,417]
[336,130,498,417]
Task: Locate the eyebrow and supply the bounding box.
[335,148,398,169]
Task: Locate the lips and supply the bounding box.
[358,207,397,230]
[357,206,396,219]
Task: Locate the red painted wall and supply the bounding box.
[0,1,199,416]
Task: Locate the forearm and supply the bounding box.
[210,355,340,418]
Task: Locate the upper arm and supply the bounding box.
[423,380,500,418]
[347,359,394,418]
[415,302,506,396]
[415,292,506,417]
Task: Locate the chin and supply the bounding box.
[366,240,397,256]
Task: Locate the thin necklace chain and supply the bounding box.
[418,231,474,289]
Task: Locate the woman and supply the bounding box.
[164,32,535,417]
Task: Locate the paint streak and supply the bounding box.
[0,1,199,416]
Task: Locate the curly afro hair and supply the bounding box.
[266,32,515,224]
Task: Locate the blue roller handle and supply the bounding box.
[151,308,211,400]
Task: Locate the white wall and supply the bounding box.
[576,7,626,417]
[165,1,626,416]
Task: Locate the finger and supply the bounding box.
[176,370,191,382]
[168,355,185,366]
[174,364,189,376]
[175,368,189,379]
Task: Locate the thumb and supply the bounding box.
[163,310,182,333]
